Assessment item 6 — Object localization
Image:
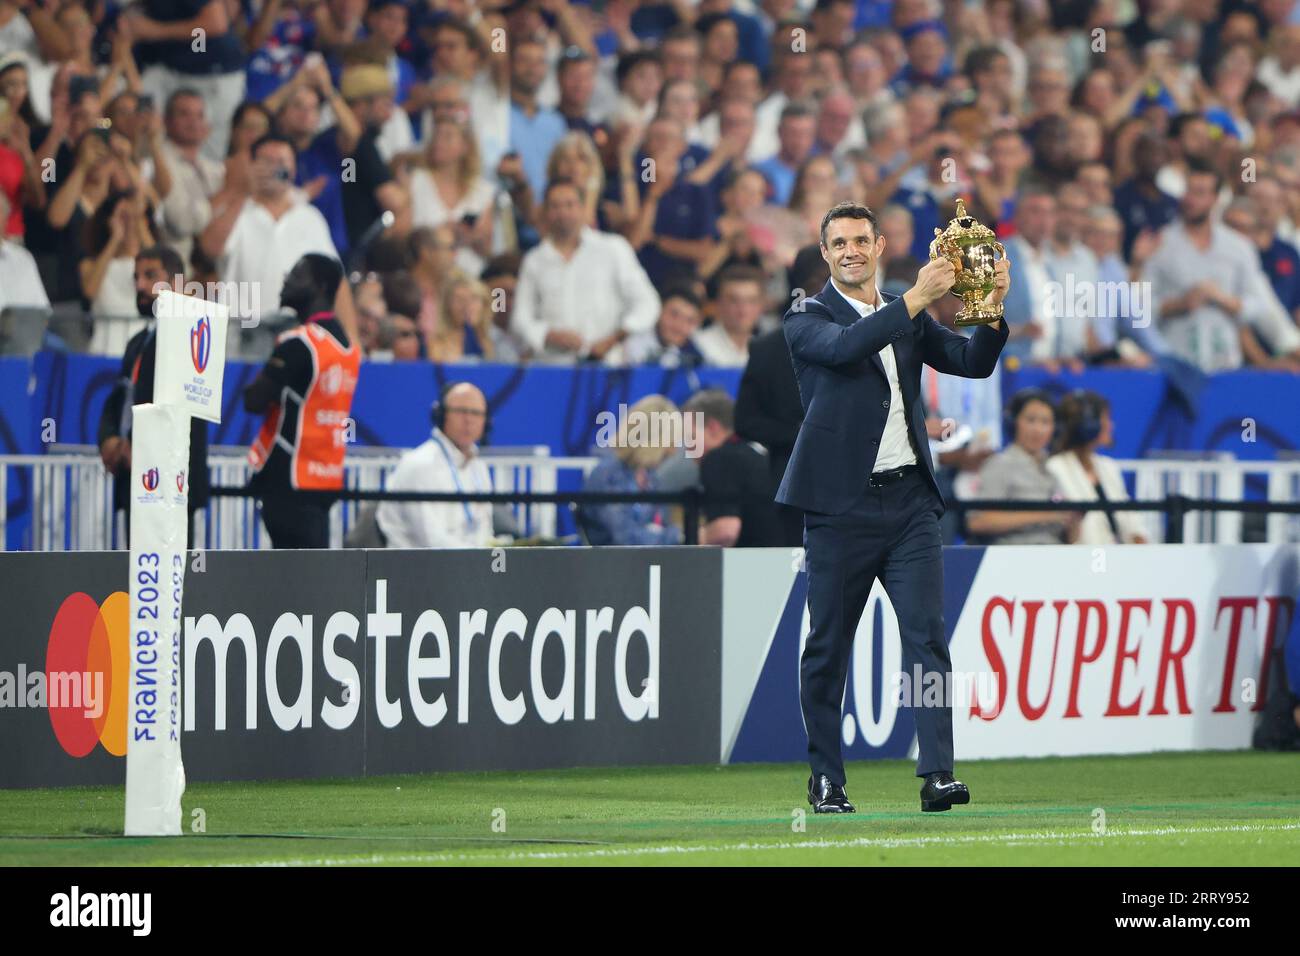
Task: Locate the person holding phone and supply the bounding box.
[408,115,499,275]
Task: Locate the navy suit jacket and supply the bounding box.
[776,279,1010,515]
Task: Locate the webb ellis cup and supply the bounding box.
[928,197,1008,326]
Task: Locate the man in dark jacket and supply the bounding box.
[97,244,210,548]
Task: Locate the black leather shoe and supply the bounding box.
[807,774,856,813]
[920,771,970,812]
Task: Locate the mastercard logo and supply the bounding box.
[46,592,130,758]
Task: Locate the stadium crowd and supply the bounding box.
[1,0,1297,552]
[0,0,1298,373]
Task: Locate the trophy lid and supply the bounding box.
[935,197,997,243]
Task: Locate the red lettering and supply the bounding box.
[1213,597,1257,713]
[1256,597,1296,712]
[1017,600,1068,721]
[1064,600,1107,718]
[1149,599,1194,716]
[1105,599,1151,717]
[972,597,1012,720]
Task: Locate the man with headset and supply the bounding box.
[375,381,494,548]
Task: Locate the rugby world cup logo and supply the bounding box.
[191,315,212,373]
[142,467,159,492]
[176,471,186,493]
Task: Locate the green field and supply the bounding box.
[1,751,1297,866]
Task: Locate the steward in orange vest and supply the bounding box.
[244,254,360,548]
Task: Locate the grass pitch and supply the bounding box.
[1,751,1297,866]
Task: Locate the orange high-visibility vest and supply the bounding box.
[248,322,360,490]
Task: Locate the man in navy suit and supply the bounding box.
[778,201,1011,813]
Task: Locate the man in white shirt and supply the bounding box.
[376,382,495,549]
[511,179,660,362]
[693,264,765,367]
[157,89,225,270]
[198,133,338,336]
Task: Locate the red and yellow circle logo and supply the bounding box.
[45,592,130,758]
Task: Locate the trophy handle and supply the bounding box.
[992,241,1006,259]
[930,230,963,275]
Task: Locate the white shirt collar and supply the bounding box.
[830,279,885,316]
[432,427,476,467]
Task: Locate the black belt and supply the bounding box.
[868,463,919,487]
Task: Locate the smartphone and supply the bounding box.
[137,93,155,112]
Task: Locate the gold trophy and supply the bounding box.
[928,198,1007,326]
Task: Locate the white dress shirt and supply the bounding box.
[221,197,338,324]
[511,226,660,359]
[832,280,917,472]
[376,428,495,549]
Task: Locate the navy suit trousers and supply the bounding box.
[801,469,954,785]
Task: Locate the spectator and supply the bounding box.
[1081,204,1159,366]
[510,36,569,201]
[682,389,784,547]
[409,115,498,274]
[81,188,158,356]
[751,50,813,161]
[407,224,455,346]
[0,189,46,311]
[578,394,683,546]
[1142,162,1277,372]
[545,130,605,229]
[694,264,764,367]
[1220,196,1300,370]
[157,89,224,269]
[877,203,923,294]
[1000,184,1070,368]
[1249,174,1300,322]
[1046,390,1149,546]
[966,389,1075,545]
[511,178,659,362]
[629,116,718,286]
[1113,129,1179,261]
[129,0,247,162]
[479,252,526,363]
[753,101,816,206]
[424,18,508,175]
[199,133,338,333]
[376,381,494,549]
[556,48,604,145]
[616,283,705,367]
[428,273,497,364]
[611,49,662,130]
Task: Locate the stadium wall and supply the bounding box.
[4,545,1296,788]
[723,545,1298,764]
[0,548,721,788]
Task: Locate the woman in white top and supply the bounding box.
[81,188,157,356]
[1046,391,1149,545]
[407,116,497,276]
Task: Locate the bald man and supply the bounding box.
[375,380,495,549]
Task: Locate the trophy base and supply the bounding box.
[953,301,1005,327]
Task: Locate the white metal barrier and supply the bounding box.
[0,445,601,551]
[4,448,1300,551]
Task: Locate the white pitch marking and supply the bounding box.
[228,821,1300,867]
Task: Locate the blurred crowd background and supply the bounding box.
[0,0,1299,374]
